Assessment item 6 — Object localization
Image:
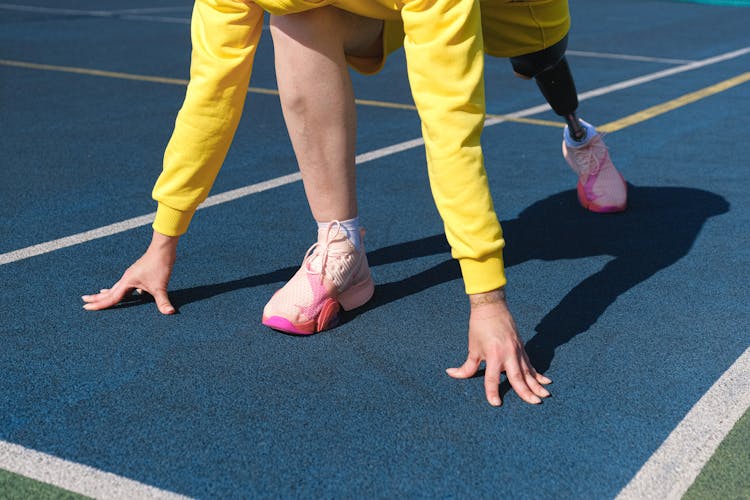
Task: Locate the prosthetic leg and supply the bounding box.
[510,35,588,141]
[509,35,627,212]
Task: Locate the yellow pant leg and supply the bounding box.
[480,0,570,57]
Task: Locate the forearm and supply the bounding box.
[401,0,506,294]
[152,0,264,236]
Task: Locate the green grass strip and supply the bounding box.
[0,468,90,500]
[683,407,750,499]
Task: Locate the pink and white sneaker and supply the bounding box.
[262,222,374,335]
[563,127,627,213]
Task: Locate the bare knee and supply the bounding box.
[270,7,382,58]
[269,7,349,49]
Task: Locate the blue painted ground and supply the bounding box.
[1,0,749,497]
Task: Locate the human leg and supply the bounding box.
[270,7,381,222]
[262,7,382,333]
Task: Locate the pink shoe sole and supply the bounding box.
[262,275,374,335]
[577,177,627,213]
[262,297,340,335]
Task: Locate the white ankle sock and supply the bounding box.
[317,217,361,250]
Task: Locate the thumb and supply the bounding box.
[446,355,481,379]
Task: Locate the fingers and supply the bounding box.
[483,357,503,407]
[151,288,176,315]
[82,282,175,314]
[505,364,543,405]
[445,354,481,380]
[522,360,552,398]
[81,281,132,311]
[450,353,552,407]
[525,371,551,399]
[536,372,552,385]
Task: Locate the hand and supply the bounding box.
[446,288,551,407]
[82,230,179,314]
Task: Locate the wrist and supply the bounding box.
[148,230,179,257]
[469,288,506,308]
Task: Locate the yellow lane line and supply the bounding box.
[598,72,750,133]
[354,98,415,111]
[488,115,565,128]
[356,96,566,127]
[0,59,281,95]
[1,58,565,127]
[1,59,190,85]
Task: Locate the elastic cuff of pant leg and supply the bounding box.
[152,203,194,237]
[459,255,507,295]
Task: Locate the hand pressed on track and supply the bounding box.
[446,288,551,407]
[82,231,179,315]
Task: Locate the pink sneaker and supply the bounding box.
[262,222,374,335]
[563,132,627,213]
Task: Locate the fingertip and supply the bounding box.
[489,396,502,407]
[159,304,176,315]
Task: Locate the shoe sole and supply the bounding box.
[262,274,375,335]
[577,178,627,213]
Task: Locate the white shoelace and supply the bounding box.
[303,221,349,283]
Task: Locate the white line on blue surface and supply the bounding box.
[0,2,191,23]
[1,44,749,500]
[2,46,748,266]
[566,50,694,65]
[0,440,191,499]
[616,346,750,500]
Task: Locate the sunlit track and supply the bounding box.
[0,441,190,500]
[616,347,750,500]
[0,2,191,23]
[1,48,748,266]
[2,2,750,497]
[0,59,567,127]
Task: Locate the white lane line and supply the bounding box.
[0,3,112,16]
[0,37,748,500]
[118,15,189,24]
[0,3,190,23]
[566,50,695,65]
[575,46,750,102]
[110,7,192,14]
[0,440,191,499]
[486,45,750,125]
[616,346,750,500]
[0,173,297,266]
[2,45,749,267]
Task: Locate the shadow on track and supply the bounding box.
[163,185,727,378]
